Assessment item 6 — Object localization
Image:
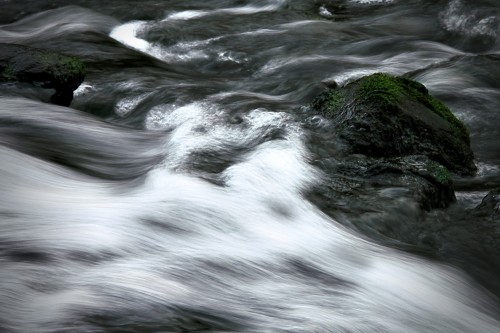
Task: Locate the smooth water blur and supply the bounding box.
[1,0,499,332]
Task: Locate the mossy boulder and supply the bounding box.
[311,73,476,175]
[0,43,86,106]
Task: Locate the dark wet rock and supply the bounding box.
[308,155,455,241]
[318,155,455,210]
[0,43,86,106]
[311,73,476,175]
[304,73,479,247]
[474,188,500,221]
[306,73,471,212]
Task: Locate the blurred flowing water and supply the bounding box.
[0,0,499,332]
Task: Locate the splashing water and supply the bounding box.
[1,0,500,332]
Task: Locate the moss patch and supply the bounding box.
[358,73,406,107]
[428,161,453,185]
[37,51,86,82]
[311,89,345,117]
[356,73,469,144]
[58,56,86,78]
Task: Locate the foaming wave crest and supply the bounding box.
[145,101,297,171]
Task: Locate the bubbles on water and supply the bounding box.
[439,0,499,50]
[440,0,498,38]
[115,93,151,117]
[144,102,298,171]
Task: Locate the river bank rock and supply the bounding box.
[0,43,86,106]
[311,73,476,176]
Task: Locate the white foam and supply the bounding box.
[1,125,500,332]
[73,82,94,96]
[440,0,498,38]
[319,5,334,18]
[114,93,151,117]
[109,21,150,53]
[145,102,298,170]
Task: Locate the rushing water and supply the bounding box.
[1,1,500,332]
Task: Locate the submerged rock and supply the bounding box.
[0,43,86,106]
[311,73,476,175]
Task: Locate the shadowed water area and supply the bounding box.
[0,0,499,332]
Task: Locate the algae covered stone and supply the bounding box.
[311,73,476,175]
[0,43,86,106]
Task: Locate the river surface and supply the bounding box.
[1,1,500,332]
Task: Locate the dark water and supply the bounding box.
[1,0,500,332]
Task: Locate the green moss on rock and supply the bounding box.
[310,72,476,175]
[356,73,469,145]
[311,87,346,118]
[1,43,86,106]
[36,51,86,84]
[61,56,86,77]
[358,73,405,107]
[428,161,453,185]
